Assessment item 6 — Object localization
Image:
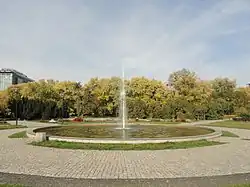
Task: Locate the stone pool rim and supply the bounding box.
[26,125,222,144]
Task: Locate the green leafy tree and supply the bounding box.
[0,69,249,121]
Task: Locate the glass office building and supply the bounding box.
[0,69,34,91]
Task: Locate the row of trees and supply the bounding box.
[0,69,249,120]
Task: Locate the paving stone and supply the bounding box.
[1,121,250,180]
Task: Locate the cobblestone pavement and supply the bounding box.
[1,121,250,180]
[1,172,250,187]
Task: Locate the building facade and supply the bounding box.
[0,69,34,91]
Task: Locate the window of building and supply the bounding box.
[0,73,13,90]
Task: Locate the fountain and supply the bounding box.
[30,66,222,146]
[116,66,130,140]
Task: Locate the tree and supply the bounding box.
[211,78,236,115]
[212,78,236,99]
[81,77,120,117]
[234,87,250,113]
[0,69,249,120]
[0,91,9,118]
[54,81,82,117]
[206,98,225,119]
[126,77,168,118]
[168,68,197,96]
[127,97,147,118]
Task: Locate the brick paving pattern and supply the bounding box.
[1,121,250,179]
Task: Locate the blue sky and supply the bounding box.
[0,0,250,85]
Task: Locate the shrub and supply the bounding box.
[72,117,83,122]
[239,113,250,118]
[239,113,250,122]
[235,107,248,116]
[233,113,250,122]
[176,112,186,122]
[232,117,242,121]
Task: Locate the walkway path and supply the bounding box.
[1,121,250,180]
[1,171,250,187]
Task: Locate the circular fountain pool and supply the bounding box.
[30,125,221,144]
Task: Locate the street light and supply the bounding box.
[62,98,64,124]
[60,92,64,124]
[15,99,18,126]
[13,87,19,126]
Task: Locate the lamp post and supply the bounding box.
[15,100,18,126]
[13,87,19,126]
[62,98,64,124]
[60,92,64,124]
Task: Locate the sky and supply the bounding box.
[0,0,250,85]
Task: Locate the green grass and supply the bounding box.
[31,139,223,150]
[0,124,27,130]
[8,131,27,138]
[228,184,250,187]
[221,131,239,138]
[34,125,214,139]
[206,120,250,130]
[0,184,26,187]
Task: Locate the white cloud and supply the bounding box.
[0,0,249,85]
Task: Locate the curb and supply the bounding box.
[27,126,222,144]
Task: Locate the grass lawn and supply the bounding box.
[31,139,223,150]
[206,120,250,130]
[34,125,214,139]
[221,131,239,138]
[8,131,27,138]
[0,184,26,187]
[228,184,250,187]
[0,124,27,130]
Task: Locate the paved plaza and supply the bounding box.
[1,121,250,186]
